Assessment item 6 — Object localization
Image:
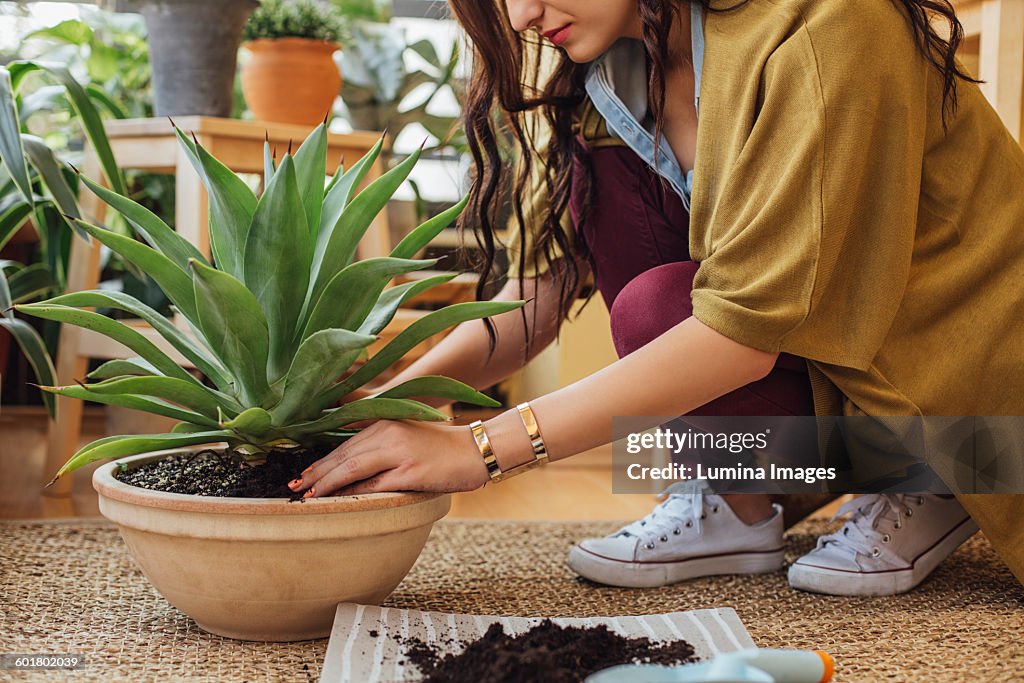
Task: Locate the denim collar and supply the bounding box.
[584,2,704,210]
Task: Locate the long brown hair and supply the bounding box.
[448,0,979,363]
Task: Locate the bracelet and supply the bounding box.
[517,401,549,464]
[469,403,550,483]
[469,420,501,480]
[489,402,550,482]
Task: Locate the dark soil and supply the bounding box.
[400,619,698,683]
[114,446,334,498]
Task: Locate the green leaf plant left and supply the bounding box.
[0,59,129,418]
[15,121,524,485]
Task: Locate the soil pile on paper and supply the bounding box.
[115,447,331,498]
[401,619,698,683]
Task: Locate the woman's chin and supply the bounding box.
[561,42,605,65]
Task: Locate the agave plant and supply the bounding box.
[16,122,523,483]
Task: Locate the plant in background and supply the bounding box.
[339,22,463,153]
[16,122,523,481]
[241,0,348,126]
[1,260,56,413]
[20,11,152,122]
[0,62,125,414]
[19,11,178,314]
[332,0,390,22]
[243,0,347,44]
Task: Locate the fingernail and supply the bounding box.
[287,479,302,489]
[303,487,316,499]
[302,466,313,474]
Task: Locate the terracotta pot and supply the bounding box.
[241,38,342,127]
[94,449,450,642]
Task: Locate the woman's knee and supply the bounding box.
[609,261,700,358]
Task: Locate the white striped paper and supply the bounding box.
[320,604,755,683]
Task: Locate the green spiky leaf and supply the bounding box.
[40,383,218,428]
[72,219,198,321]
[87,357,159,381]
[174,126,257,278]
[42,289,230,390]
[292,397,450,435]
[390,195,468,260]
[243,154,311,381]
[300,256,437,341]
[319,300,525,408]
[16,303,196,384]
[309,145,420,306]
[271,328,377,424]
[55,431,241,478]
[292,122,327,239]
[77,173,207,270]
[356,272,460,336]
[377,376,500,407]
[190,259,271,405]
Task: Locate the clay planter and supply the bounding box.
[93,449,450,642]
[241,38,342,126]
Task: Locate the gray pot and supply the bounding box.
[114,0,258,117]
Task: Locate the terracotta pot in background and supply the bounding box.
[241,38,342,127]
[94,450,450,642]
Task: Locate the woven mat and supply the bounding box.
[1,518,1021,683]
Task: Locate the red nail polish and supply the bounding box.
[303,488,316,499]
[288,479,301,489]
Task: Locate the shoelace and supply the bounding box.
[612,479,713,544]
[818,493,924,560]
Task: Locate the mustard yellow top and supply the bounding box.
[509,0,1024,416]
[504,0,1024,579]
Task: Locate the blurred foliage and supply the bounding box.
[18,10,175,314]
[339,21,464,155]
[331,0,390,22]
[243,0,347,44]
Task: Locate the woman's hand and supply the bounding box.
[287,420,490,497]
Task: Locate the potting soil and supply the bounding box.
[114,446,333,498]
[394,618,698,683]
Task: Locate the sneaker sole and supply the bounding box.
[567,545,786,588]
[787,517,980,597]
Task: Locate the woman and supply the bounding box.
[290,0,1024,595]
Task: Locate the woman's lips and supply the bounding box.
[543,24,572,46]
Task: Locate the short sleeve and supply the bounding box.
[689,17,930,370]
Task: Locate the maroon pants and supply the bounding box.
[569,144,814,418]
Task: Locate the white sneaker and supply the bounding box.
[567,481,785,588]
[788,493,978,596]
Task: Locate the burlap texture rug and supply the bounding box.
[1,517,1021,682]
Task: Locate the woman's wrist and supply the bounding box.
[481,408,547,475]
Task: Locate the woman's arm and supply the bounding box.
[482,315,779,472]
[367,267,574,407]
[294,313,779,497]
